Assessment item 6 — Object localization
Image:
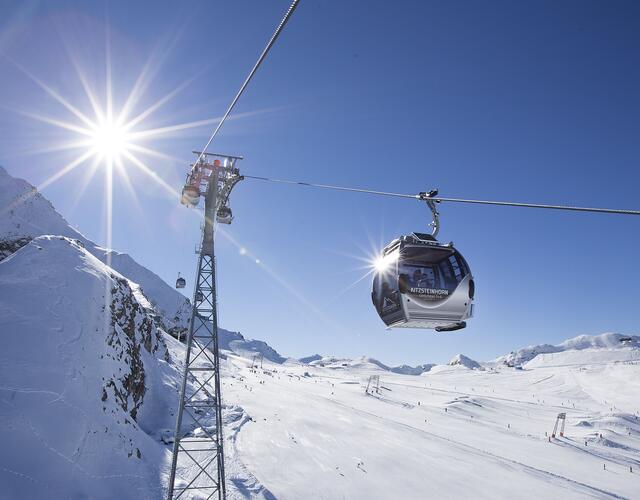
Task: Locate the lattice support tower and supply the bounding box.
[167,153,243,500]
[552,412,567,438]
[366,375,380,395]
[251,353,264,370]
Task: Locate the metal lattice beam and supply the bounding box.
[168,156,242,500]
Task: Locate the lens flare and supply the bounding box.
[90,118,130,161]
[373,250,399,273]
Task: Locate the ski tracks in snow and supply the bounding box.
[224,404,278,500]
[324,397,628,499]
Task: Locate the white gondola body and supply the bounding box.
[372,233,474,331]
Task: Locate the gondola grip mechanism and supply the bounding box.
[418,189,441,238]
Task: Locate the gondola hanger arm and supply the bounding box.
[418,189,441,238]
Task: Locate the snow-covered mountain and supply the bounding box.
[298,354,323,364]
[296,333,638,375]
[493,333,640,367]
[308,356,391,372]
[220,329,286,363]
[0,167,283,499]
[0,236,184,498]
[448,353,483,369]
[0,235,276,499]
[390,363,436,375]
[299,353,447,375]
[0,166,190,339]
[299,354,435,376]
[0,166,284,359]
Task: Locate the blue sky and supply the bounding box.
[1,1,639,365]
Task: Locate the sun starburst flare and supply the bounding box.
[89,117,131,162]
[4,49,276,218]
[3,27,294,345]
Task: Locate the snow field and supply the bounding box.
[222,352,640,499]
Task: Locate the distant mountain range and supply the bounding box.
[295,333,639,375]
[492,333,639,367]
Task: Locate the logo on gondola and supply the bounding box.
[382,297,399,312]
[410,287,449,297]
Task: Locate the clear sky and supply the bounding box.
[1,1,639,365]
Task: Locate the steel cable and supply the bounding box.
[193,0,300,167]
[244,174,640,216]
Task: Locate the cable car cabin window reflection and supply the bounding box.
[372,273,401,316]
[399,247,467,301]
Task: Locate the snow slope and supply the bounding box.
[448,353,483,370]
[0,236,180,499]
[390,363,436,376]
[0,236,273,499]
[0,167,286,499]
[2,168,638,499]
[0,166,283,356]
[300,354,436,377]
[1,232,637,498]
[223,341,640,499]
[0,166,190,338]
[0,167,77,253]
[220,330,286,364]
[494,333,640,367]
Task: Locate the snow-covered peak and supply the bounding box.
[0,167,287,361]
[298,354,323,364]
[557,333,639,350]
[357,356,390,370]
[0,167,189,337]
[0,166,80,255]
[308,355,389,371]
[221,330,286,364]
[494,333,639,367]
[390,363,436,376]
[302,355,436,376]
[448,354,482,369]
[0,235,184,498]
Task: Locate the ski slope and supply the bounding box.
[0,236,638,499]
[0,166,280,357]
[221,348,640,499]
[0,236,181,499]
[0,236,267,500]
[1,169,639,499]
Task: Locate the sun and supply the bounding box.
[373,250,398,273]
[89,117,131,162]
[8,42,275,204]
[6,35,272,239]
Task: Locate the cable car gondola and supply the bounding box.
[371,192,474,332]
[180,184,200,207]
[217,206,233,224]
[175,273,186,289]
